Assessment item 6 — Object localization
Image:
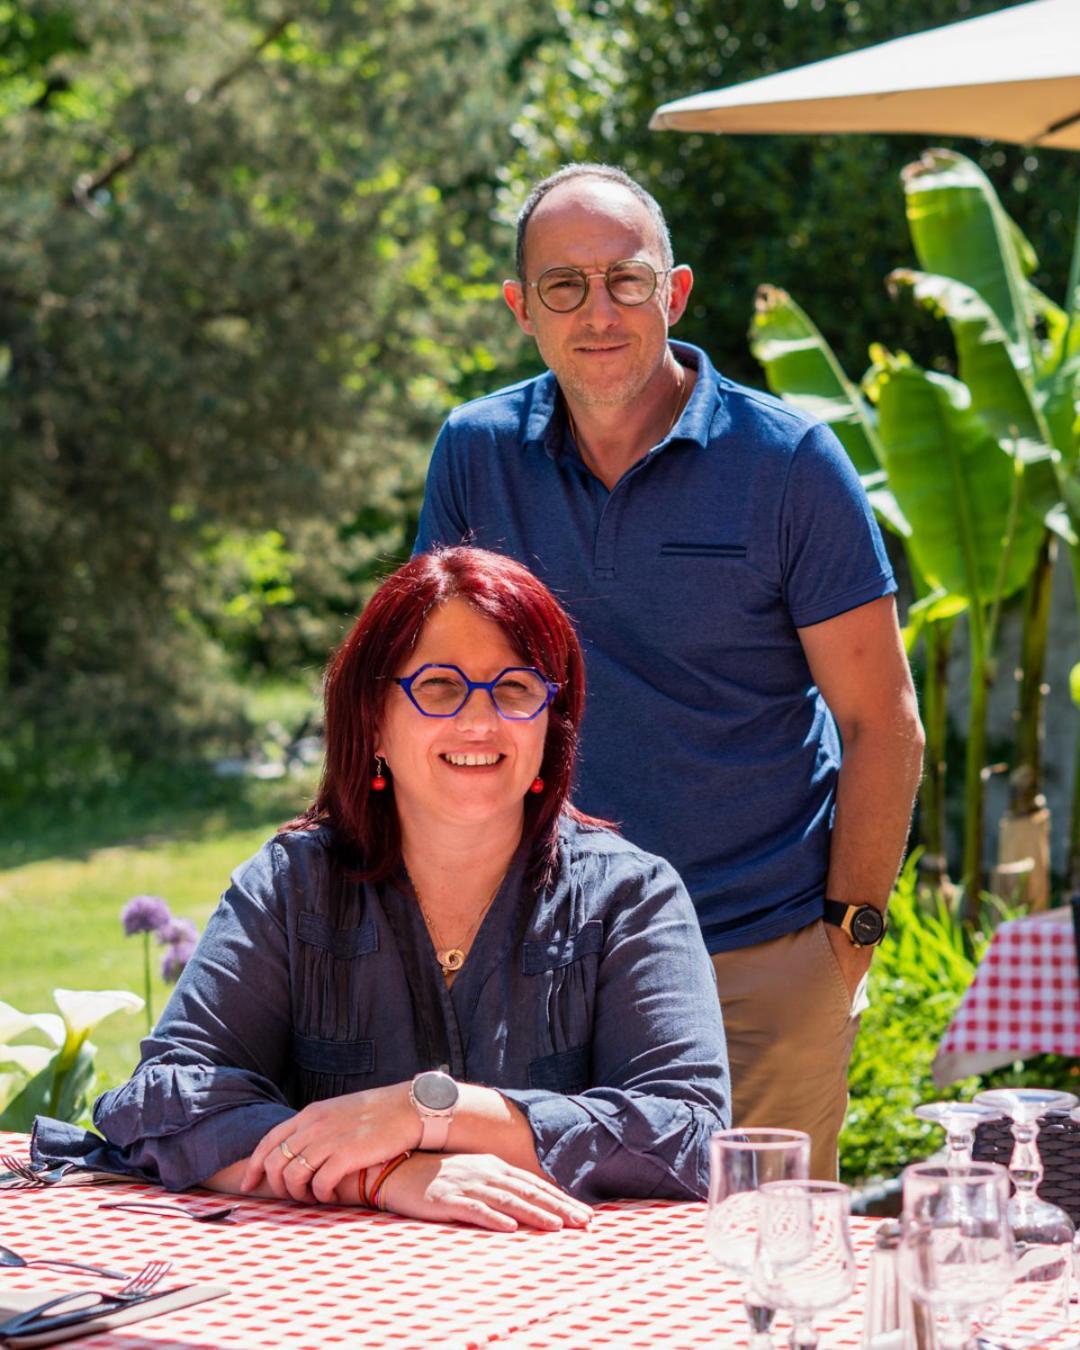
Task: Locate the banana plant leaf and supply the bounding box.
[1029,287,1080,386]
[1042,372,1080,481]
[887,269,1047,454]
[1032,285,1080,470]
[749,284,909,536]
[902,149,1035,378]
[868,355,1044,607]
[888,268,1062,528]
[901,587,968,657]
[750,284,882,477]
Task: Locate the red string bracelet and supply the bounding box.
[369,1151,412,1211]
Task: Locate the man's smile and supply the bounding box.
[573,340,631,355]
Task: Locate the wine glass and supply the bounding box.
[913,1100,1001,1168]
[898,1161,1015,1350]
[972,1088,1075,1342]
[705,1129,811,1348]
[755,1179,856,1349]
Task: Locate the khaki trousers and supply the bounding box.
[710,920,864,1181]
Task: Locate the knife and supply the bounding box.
[0,1285,194,1339]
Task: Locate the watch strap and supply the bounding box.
[415,1112,452,1151]
[822,899,855,930]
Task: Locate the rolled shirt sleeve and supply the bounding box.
[502,853,730,1202]
[51,843,301,1190]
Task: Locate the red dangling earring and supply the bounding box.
[528,776,544,795]
[371,755,388,791]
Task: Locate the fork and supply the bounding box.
[0,1153,51,1189]
[0,1259,172,1337]
[0,1153,84,1189]
[0,1153,35,1178]
[1,1152,124,1190]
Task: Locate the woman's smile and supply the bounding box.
[440,751,505,768]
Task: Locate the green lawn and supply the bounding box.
[0,768,318,1092]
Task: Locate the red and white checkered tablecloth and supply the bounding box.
[934,906,1080,1086]
[2,1132,1078,1348]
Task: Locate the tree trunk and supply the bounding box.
[961,606,991,922]
[996,529,1056,907]
[1009,529,1056,815]
[917,615,954,890]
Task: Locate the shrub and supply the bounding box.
[840,858,1000,1183]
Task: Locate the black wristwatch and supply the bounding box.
[823,899,887,948]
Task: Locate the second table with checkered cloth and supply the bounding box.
[934,906,1080,1086]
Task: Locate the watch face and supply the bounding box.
[851,907,885,945]
[414,1070,459,1111]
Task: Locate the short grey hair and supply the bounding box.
[514,163,674,282]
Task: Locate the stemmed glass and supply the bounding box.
[898,1161,1016,1350]
[914,1100,1001,1168]
[755,1179,856,1349]
[972,1088,1077,1342]
[705,1129,811,1348]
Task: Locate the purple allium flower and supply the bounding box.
[161,935,198,984]
[121,894,172,936]
[156,916,198,947]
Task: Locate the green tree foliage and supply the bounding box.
[0,0,542,793]
[501,0,1076,389]
[4,0,1074,807]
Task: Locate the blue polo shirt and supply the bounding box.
[415,341,895,952]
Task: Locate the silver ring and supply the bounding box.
[294,1153,316,1171]
[279,1140,297,1161]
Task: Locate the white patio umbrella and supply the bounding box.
[649,0,1080,150]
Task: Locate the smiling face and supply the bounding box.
[504,177,692,410]
[376,598,549,839]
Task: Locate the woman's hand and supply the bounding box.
[381,1153,592,1232]
[242,1083,421,1202]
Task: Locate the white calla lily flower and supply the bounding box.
[53,989,144,1039]
[0,1044,54,1075]
[0,999,64,1047]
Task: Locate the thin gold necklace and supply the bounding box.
[410,878,502,977]
[565,365,688,462]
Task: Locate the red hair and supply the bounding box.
[288,547,605,886]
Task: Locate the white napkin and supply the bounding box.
[0,1283,228,1347]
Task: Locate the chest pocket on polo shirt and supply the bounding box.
[522,920,602,1094]
[659,541,747,559]
[641,541,757,654]
[289,912,379,1099]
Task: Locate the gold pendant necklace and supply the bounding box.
[410,878,502,977]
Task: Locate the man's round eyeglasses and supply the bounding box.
[394,664,558,720]
[528,259,672,313]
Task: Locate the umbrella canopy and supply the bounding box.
[650,0,1080,150]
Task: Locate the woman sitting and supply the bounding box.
[35,547,729,1230]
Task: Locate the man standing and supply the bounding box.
[415,163,924,1178]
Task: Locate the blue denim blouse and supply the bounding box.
[33,817,730,1202]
